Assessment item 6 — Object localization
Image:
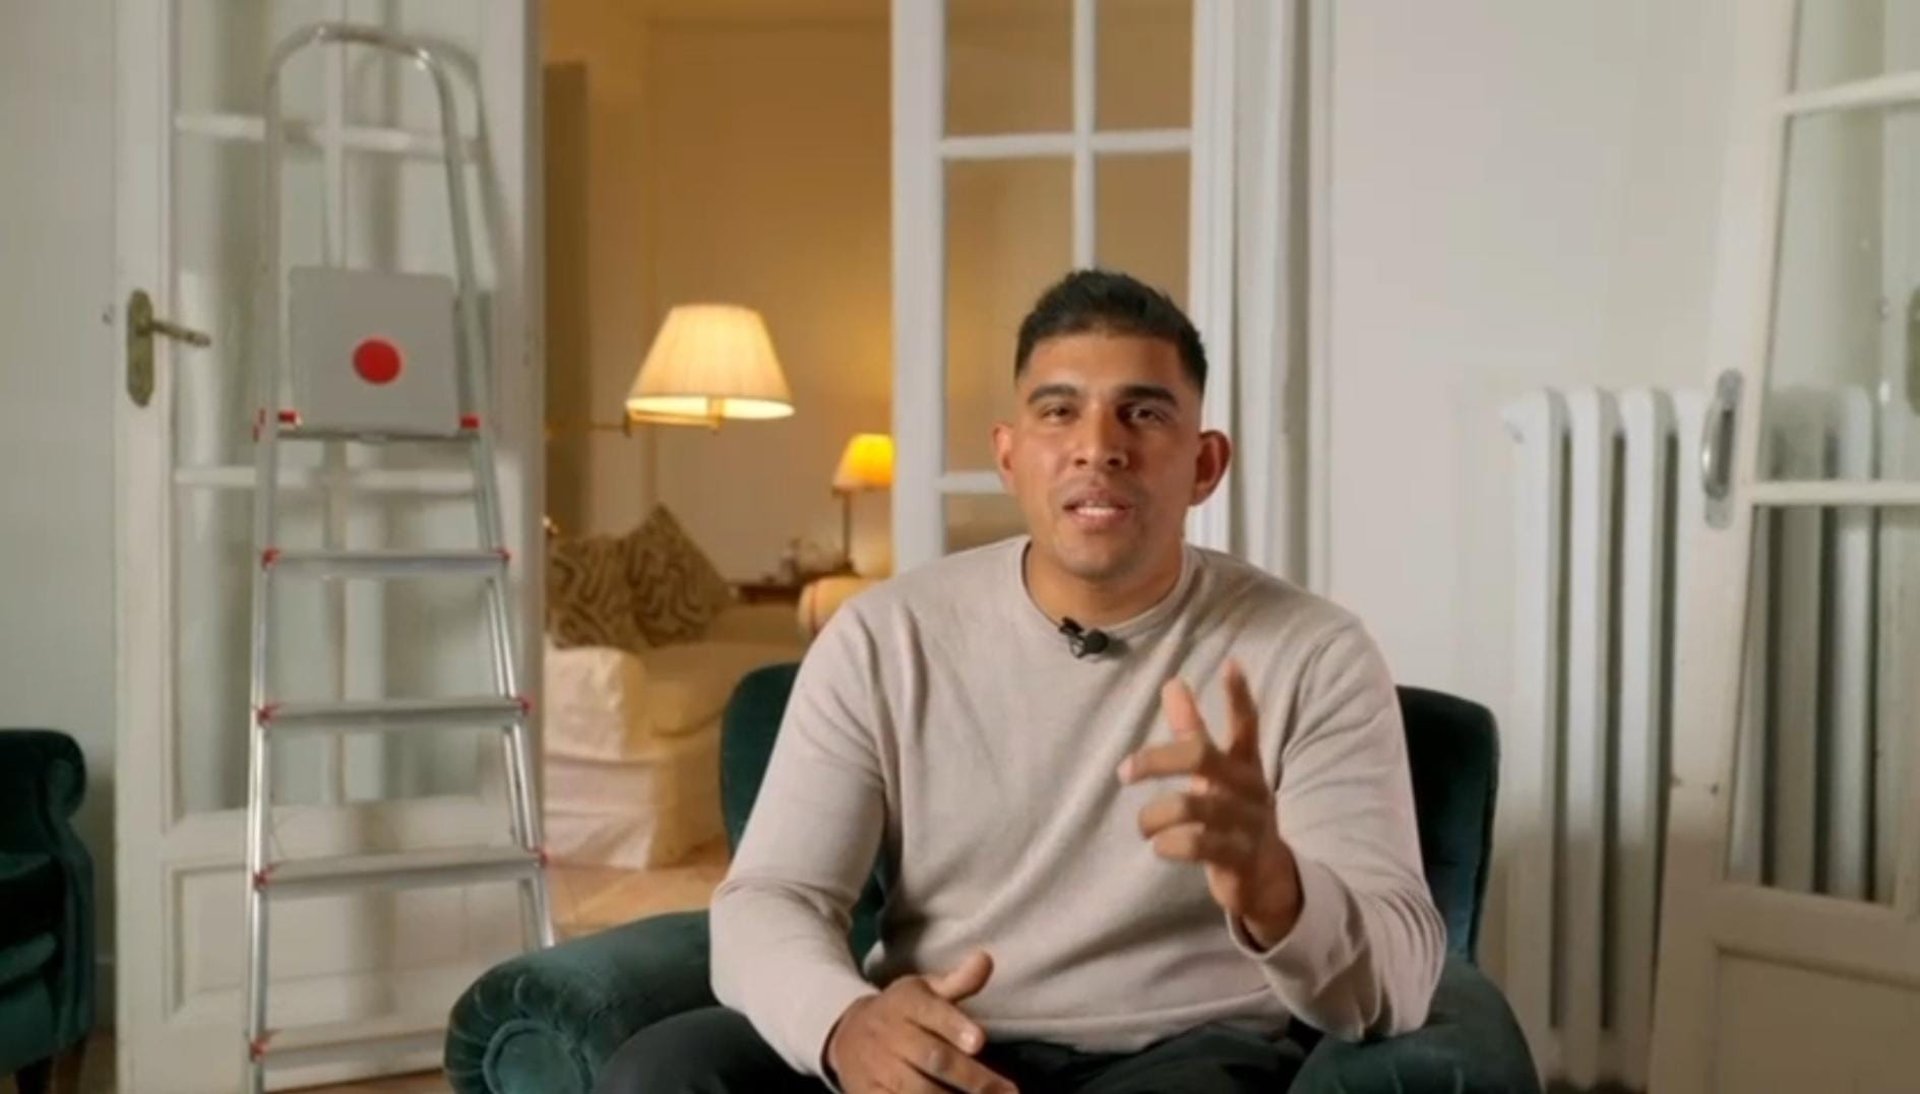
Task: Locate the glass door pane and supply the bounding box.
[946,0,1072,135]
[944,158,1072,473]
[168,0,493,820]
[1724,91,1920,906]
[1762,106,1886,481]
[908,0,1210,568]
[1095,152,1189,304]
[1096,0,1191,130]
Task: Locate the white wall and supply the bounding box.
[0,0,119,995]
[1320,0,1740,973]
[1323,0,1738,712]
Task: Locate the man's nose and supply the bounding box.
[1072,414,1130,470]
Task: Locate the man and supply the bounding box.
[597,270,1445,1093]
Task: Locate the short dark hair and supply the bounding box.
[1014,269,1207,392]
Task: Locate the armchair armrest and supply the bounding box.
[0,729,87,851]
[446,910,716,1094]
[1292,956,1540,1094]
[0,728,95,1056]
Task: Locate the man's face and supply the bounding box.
[992,330,1229,586]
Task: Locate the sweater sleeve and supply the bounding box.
[1226,621,1447,1040]
[709,608,888,1076]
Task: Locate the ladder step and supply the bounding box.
[264,548,508,578]
[270,414,482,443]
[262,845,542,898]
[261,695,528,736]
[255,1013,444,1070]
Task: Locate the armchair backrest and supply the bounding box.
[1395,686,1499,962]
[718,666,1498,964]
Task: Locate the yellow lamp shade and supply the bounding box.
[832,433,894,492]
[626,304,795,425]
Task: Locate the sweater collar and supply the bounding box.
[1007,536,1201,644]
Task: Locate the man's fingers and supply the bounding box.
[1159,677,1210,740]
[1150,821,1251,865]
[926,949,993,1004]
[1223,660,1262,765]
[904,989,986,1055]
[1136,789,1270,839]
[896,1026,1017,1094]
[875,1053,952,1094]
[1118,735,1213,781]
[1119,737,1265,795]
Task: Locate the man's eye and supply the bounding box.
[1126,406,1167,423]
[1039,405,1071,421]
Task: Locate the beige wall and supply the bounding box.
[544,1,657,540]
[646,16,895,581]
[544,2,1197,578]
[543,4,893,580]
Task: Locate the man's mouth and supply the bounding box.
[1063,491,1136,529]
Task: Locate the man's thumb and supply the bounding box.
[927,949,994,1001]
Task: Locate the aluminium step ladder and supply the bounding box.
[243,23,553,1093]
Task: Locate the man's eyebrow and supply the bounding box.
[1025,382,1081,405]
[1116,384,1179,405]
[1024,383,1180,406]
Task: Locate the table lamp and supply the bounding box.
[831,432,894,574]
[625,304,795,428]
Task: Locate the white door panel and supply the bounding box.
[114,3,539,1090]
[1652,0,1920,1088]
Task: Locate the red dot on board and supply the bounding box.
[353,339,403,385]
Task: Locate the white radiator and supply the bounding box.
[1501,385,1882,1091]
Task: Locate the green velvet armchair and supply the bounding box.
[447,666,1539,1094]
[0,729,96,1094]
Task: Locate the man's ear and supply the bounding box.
[1189,430,1232,505]
[992,421,1017,492]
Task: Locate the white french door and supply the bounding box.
[890,0,1300,574]
[113,2,540,1090]
[1652,0,1920,1089]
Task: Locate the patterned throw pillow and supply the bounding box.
[546,534,648,652]
[622,505,735,645]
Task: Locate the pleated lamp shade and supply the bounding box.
[625,304,795,425]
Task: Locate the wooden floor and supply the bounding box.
[52,841,730,1094]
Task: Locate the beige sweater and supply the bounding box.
[710,538,1445,1076]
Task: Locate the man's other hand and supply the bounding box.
[823,949,1017,1093]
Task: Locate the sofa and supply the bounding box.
[447,665,1539,1093]
[0,729,95,1094]
[541,602,807,869]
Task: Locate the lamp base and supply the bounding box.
[838,490,856,574]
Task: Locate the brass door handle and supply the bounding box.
[126,288,211,407]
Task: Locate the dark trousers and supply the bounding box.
[594,1006,1306,1094]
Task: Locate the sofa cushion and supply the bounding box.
[0,853,60,950]
[634,641,807,737]
[621,506,735,646]
[544,637,806,761]
[547,535,647,653]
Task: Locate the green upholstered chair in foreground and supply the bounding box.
[0,729,96,1094]
[447,665,1539,1094]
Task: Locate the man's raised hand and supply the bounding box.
[1119,661,1303,948]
